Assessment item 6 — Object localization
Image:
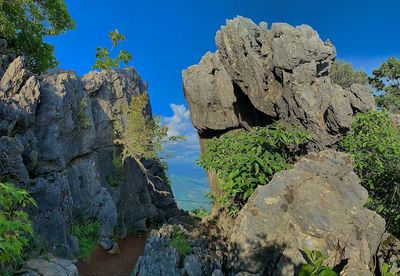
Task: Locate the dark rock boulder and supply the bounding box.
[229,150,385,275]
[183,17,375,149]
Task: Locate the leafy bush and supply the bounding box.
[198,124,311,217]
[93,29,132,70]
[0,0,75,73]
[170,225,191,256]
[381,262,394,276]
[0,182,36,271]
[76,98,91,129]
[330,59,368,88]
[107,155,126,187]
[113,92,169,161]
[298,248,337,276]
[191,208,209,219]
[369,57,400,113]
[338,111,400,238]
[71,221,99,261]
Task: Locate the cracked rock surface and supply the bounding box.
[0,42,178,258]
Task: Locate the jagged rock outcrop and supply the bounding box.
[0,45,178,257]
[133,224,223,276]
[183,17,375,149]
[229,150,386,275]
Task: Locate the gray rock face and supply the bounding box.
[134,224,223,276]
[133,236,181,276]
[18,258,78,276]
[183,17,375,149]
[0,47,178,257]
[229,150,386,275]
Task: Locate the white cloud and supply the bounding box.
[163,104,191,137]
[162,104,201,165]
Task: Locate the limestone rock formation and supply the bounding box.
[0,45,178,257]
[183,17,375,150]
[17,258,78,276]
[229,150,386,275]
[133,224,223,276]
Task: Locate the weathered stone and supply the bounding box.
[182,52,239,132]
[229,150,386,275]
[18,258,78,276]
[0,50,178,258]
[183,255,203,276]
[133,236,181,276]
[183,17,375,150]
[28,173,74,257]
[0,136,29,182]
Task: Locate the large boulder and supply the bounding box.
[183,17,375,149]
[229,150,386,275]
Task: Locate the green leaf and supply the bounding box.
[298,264,316,276]
[319,267,338,276]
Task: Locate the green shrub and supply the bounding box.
[191,208,209,219]
[298,248,337,276]
[170,225,191,256]
[71,221,99,261]
[330,59,368,88]
[0,182,36,272]
[338,111,400,238]
[107,155,126,187]
[198,124,311,217]
[77,112,91,129]
[76,99,91,129]
[0,0,75,73]
[381,262,395,276]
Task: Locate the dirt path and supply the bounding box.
[76,235,147,276]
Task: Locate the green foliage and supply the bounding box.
[113,92,170,161]
[338,111,400,238]
[0,182,36,271]
[190,208,209,219]
[369,57,400,113]
[93,29,133,70]
[330,59,368,88]
[107,155,126,188]
[170,225,191,256]
[71,220,99,261]
[381,262,394,276]
[298,248,338,276]
[0,0,75,73]
[76,99,91,129]
[198,124,312,217]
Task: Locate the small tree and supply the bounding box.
[330,59,368,88]
[369,57,400,113]
[0,182,36,272]
[113,92,168,161]
[0,0,75,73]
[93,29,132,70]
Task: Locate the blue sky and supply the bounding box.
[48,0,400,209]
